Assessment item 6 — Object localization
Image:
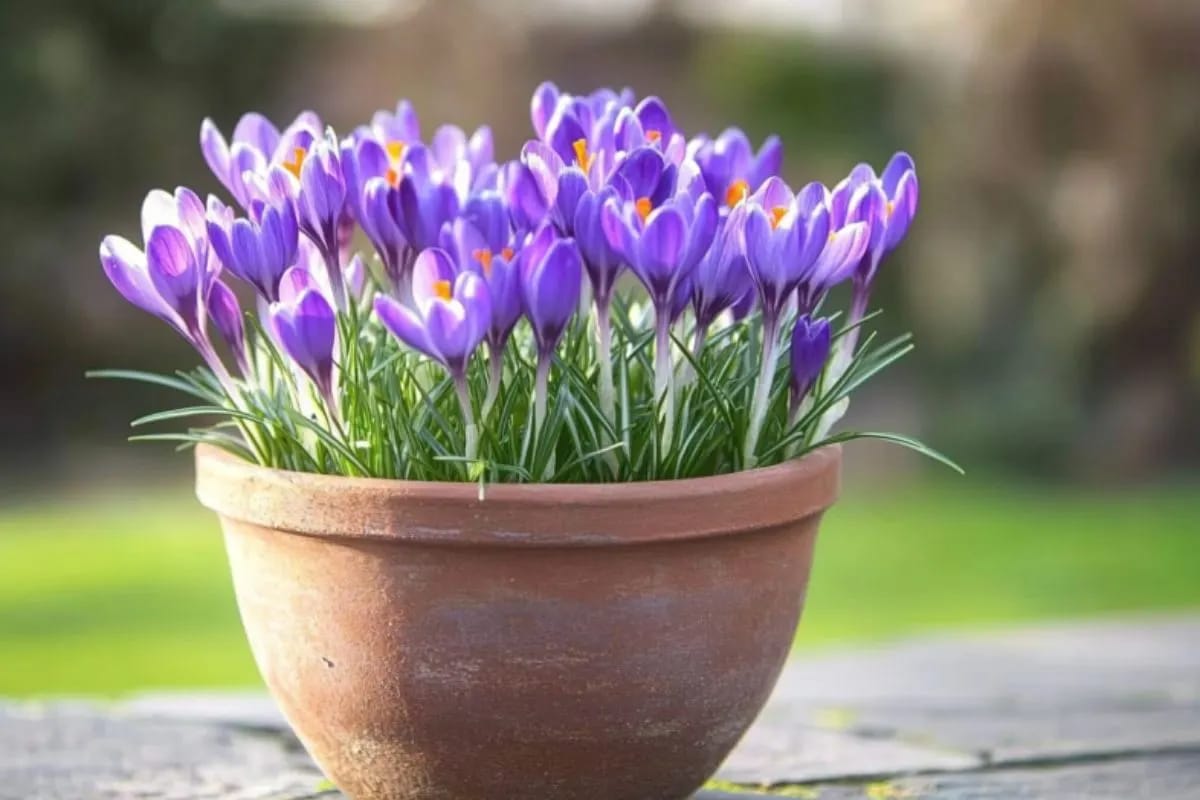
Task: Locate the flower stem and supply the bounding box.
[678,322,707,388]
[323,246,348,313]
[743,315,780,469]
[595,300,616,427]
[481,341,504,421]
[534,352,553,478]
[654,313,675,456]
[813,281,870,440]
[594,299,620,476]
[454,373,478,466]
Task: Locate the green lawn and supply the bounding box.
[2,476,1198,696]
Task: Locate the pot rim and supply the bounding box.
[195,443,841,547]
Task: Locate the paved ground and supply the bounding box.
[3,614,1198,799]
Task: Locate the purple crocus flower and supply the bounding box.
[429,124,496,199]
[742,178,830,330]
[440,217,521,352]
[200,111,322,210]
[374,248,492,377]
[269,282,337,406]
[829,151,919,289]
[518,223,583,444]
[740,179,830,466]
[206,197,299,302]
[518,141,591,235]
[460,191,513,254]
[100,188,213,344]
[789,315,831,407]
[795,218,871,313]
[250,136,350,308]
[339,135,409,285]
[99,188,242,391]
[208,279,249,376]
[293,140,347,261]
[689,128,783,209]
[600,176,717,316]
[573,186,625,308]
[531,82,634,145]
[376,248,493,461]
[813,153,919,441]
[690,203,752,335]
[368,100,421,146]
[519,223,583,359]
[613,98,687,165]
[394,145,462,254]
[601,176,715,454]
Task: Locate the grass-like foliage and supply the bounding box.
[92,287,959,485]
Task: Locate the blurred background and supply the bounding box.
[1,0,1197,695]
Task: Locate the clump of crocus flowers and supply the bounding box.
[96,82,952,483]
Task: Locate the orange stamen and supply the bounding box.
[472,248,494,275]
[572,138,593,173]
[433,279,452,300]
[635,197,653,223]
[769,205,788,229]
[283,146,307,179]
[500,246,514,261]
[725,178,750,207]
[646,129,662,143]
[886,200,896,218]
[385,167,401,187]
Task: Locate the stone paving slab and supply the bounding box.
[0,704,323,800]
[5,614,1199,798]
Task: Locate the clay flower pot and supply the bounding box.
[195,443,842,800]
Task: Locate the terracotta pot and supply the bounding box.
[195,444,841,800]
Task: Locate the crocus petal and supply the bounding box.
[636,206,687,297]
[749,135,783,189]
[452,270,493,358]
[574,188,623,299]
[432,125,467,171]
[742,205,777,290]
[751,175,794,210]
[273,289,336,394]
[545,106,589,167]
[613,147,665,201]
[810,221,869,290]
[884,170,919,251]
[208,279,246,368]
[634,96,675,142]
[461,192,510,252]
[467,126,494,174]
[555,168,589,233]
[232,112,280,158]
[146,225,200,330]
[200,119,232,196]
[375,295,431,359]
[100,235,180,328]
[789,315,831,399]
[881,151,916,197]
[411,248,459,314]
[531,81,561,142]
[424,300,471,369]
[600,197,637,263]
[141,190,179,244]
[522,238,582,353]
[278,264,322,304]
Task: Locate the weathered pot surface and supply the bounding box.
[195,444,842,800]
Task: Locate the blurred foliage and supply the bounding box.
[0,0,305,461]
